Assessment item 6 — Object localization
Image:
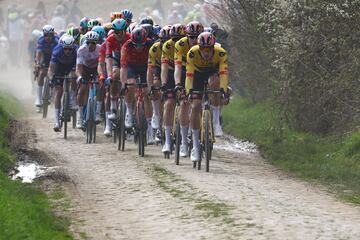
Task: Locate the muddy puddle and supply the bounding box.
[214,135,257,154]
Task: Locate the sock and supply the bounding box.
[78,106,84,120]
[181,125,188,146]
[54,108,60,125]
[192,129,200,150]
[165,126,171,145]
[211,105,220,126]
[125,102,133,115]
[37,86,43,103]
[151,100,160,116]
[110,100,117,112]
[105,111,111,129]
[96,101,102,114]
[70,90,76,103]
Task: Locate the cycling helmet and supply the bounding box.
[85,31,99,43]
[88,19,101,30]
[169,23,185,38]
[112,18,128,31]
[31,29,43,40]
[186,21,204,36]
[197,32,216,47]
[66,27,80,40]
[159,25,171,40]
[42,24,55,34]
[128,22,138,33]
[141,23,153,38]
[121,9,133,22]
[131,27,146,44]
[92,26,106,40]
[110,12,123,22]
[60,34,75,48]
[140,16,154,26]
[80,17,90,29]
[153,24,161,37]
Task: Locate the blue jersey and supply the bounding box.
[36,35,59,58]
[50,44,78,67]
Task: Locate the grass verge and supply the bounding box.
[0,91,73,240]
[222,96,360,204]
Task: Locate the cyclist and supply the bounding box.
[110,12,123,23]
[174,21,204,157]
[152,24,162,41]
[103,18,130,136]
[92,26,106,44]
[160,23,186,153]
[47,35,78,132]
[28,29,42,66]
[34,24,59,113]
[121,9,133,25]
[140,16,154,26]
[79,17,90,35]
[185,32,229,161]
[76,31,101,128]
[120,26,154,144]
[66,26,81,46]
[147,25,171,133]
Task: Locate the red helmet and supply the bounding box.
[159,25,171,40]
[169,23,185,38]
[186,21,204,36]
[131,26,147,44]
[197,32,216,47]
[110,12,123,22]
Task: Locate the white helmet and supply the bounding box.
[60,34,75,48]
[31,29,43,40]
[42,24,55,34]
[85,31,99,42]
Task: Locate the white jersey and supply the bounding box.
[76,44,100,69]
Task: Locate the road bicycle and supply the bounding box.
[42,75,51,119]
[84,74,98,144]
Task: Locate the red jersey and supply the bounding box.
[99,42,106,63]
[105,32,131,60]
[120,39,153,68]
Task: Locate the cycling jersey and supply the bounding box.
[105,32,131,67]
[185,45,228,93]
[148,41,162,68]
[98,42,106,63]
[161,39,176,70]
[76,43,100,68]
[120,39,153,68]
[36,35,59,67]
[174,36,190,67]
[50,44,78,85]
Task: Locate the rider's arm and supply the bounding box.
[185,50,195,95]
[120,44,128,86]
[147,46,156,88]
[174,41,183,85]
[161,43,170,87]
[218,49,229,92]
[47,63,55,79]
[76,48,84,78]
[105,40,113,78]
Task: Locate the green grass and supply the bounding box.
[0,91,73,239]
[222,96,360,204]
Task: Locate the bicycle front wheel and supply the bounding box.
[42,76,50,119]
[174,118,181,165]
[138,107,146,157]
[86,98,94,144]
[118,98,126,151]
[63,92,69,139]
[204,110,211,172]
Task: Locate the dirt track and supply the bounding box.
[2,67,360,240]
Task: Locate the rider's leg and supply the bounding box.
[179,99,190,156]
[70,73,77,110]
[151,76,162,129]
[53,82,63,131]
[190,99,202,161]
[77,81,87,128]
[36,67,46,108]
[104,90,112,135]
[108,68,120,119]
[208,75,223,136]
[162,98,175,152]
[96,80,105,122]
[124,77,136,128]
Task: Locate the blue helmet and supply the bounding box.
[153,24,161,37]
[121,9,133,22]
[80,17,90,29]
[112,18,128,31]
[92,26,106,40]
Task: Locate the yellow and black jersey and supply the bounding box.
[174,36,190,67]
[148,41,162,68]
[161,39,176,70]
[185,45,228,92]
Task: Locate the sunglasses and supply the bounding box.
[188,35,198,40]
[87,41,97,45]
[44,33,53,37]
[63,48,73,51]
[114,30,124,35]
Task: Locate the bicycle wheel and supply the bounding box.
[86,98,94,144]
[174,118,181,165]
[63,92,69,139]
[42,76,50,119]
[118,98,126,151]
[138,107,146,157]
[204,110,211,172]
[93,96,97,143]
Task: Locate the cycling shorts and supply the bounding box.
[164,69,175,90]
[82,66,98,83]
[127,65,147,84]
[54,64,75,86]
[192,69,218,92]
[154,66,161,79]
[41,55,52,68]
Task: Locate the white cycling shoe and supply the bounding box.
[53,123,61,132]
[180,144,189,157]
[213,124,224,137]
[190,148,201,162]
[108,111,117,120]
[151,114,160,129]
[104,125,111,137]
[76,118,83,129]
[147,131,155,145]
[162,143,171,153]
